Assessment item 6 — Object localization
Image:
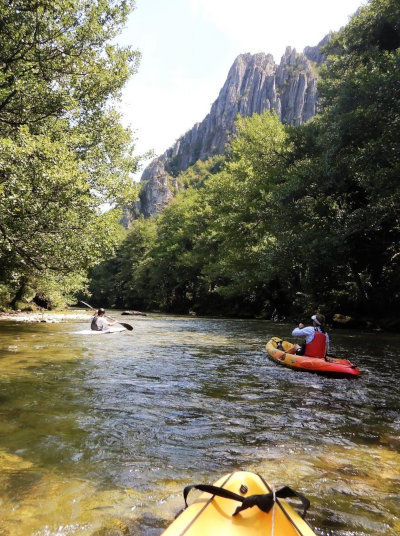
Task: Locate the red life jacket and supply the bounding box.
[305,329,327,358]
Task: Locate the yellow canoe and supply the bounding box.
[161,471,316,536]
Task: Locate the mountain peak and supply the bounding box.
[125,39,326,221]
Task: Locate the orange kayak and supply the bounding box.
[266,337,360,378]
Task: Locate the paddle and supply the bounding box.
[79,301,133,331]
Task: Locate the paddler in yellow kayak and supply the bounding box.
[289,313,330,358]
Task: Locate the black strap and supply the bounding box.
[183,483,310,518]
[274,486,310,518]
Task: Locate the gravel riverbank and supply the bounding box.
[0,310,91,323]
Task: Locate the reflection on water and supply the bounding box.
[0,315,399,535]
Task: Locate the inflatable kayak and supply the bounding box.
[162,470,316,536]
[266,337,360,377]
[74,326,127,335]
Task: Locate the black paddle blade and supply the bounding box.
[119,322,133,331]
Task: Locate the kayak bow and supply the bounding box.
[162,470,316,536]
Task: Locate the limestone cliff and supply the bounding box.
[128,39,326,220]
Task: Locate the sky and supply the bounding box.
[118,0,365,177]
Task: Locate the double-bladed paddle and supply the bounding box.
[79,301,134,331]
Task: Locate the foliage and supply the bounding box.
[89,217,157,309]
[90,0,400,323]
[146,188,217,313]
[174,156,225,190]
[0,0,138,134]
[0,0,139,309]
[201,113,290,306]
[300,0,400,315]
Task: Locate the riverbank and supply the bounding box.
[0,310,91,323]
[1,308,399,333]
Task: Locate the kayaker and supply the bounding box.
[90,308,116,331]
[290,314,330,358]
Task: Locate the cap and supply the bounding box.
[311,314,321,325]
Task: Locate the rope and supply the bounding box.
[270,486,276,536]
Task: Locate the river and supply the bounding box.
[0,313,399,535]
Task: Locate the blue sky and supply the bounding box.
[118,0,365,176]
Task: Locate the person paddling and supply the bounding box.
[291,314,330,358]
[90,308,116,332]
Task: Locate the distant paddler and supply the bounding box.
[79,300,134,331]
[90,308,116,332]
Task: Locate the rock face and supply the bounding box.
[129,39,326,220]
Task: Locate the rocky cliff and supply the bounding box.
[128,38,327,220]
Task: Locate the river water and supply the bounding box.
[0,313,399,536]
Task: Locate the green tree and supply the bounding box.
[0,0,140,308]
[202,112,291,313]
[0,0,138,134]
[284,0,400,316]
[173,155,225,190]
[141,188,214,313]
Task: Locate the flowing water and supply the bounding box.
[0,313,399,536]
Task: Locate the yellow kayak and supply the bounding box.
[161,471,316,536]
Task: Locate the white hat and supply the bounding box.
[311,314,321,325]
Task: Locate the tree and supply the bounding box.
[89,217,158,309]
[141,188,215,313]
[0,0,140,308]
[0,0,138,134]
[304,0,400,315]
[269,0,400,317]
[202,111,291,312]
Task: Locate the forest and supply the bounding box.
[1,0,399,327]
[89,0,400,326]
